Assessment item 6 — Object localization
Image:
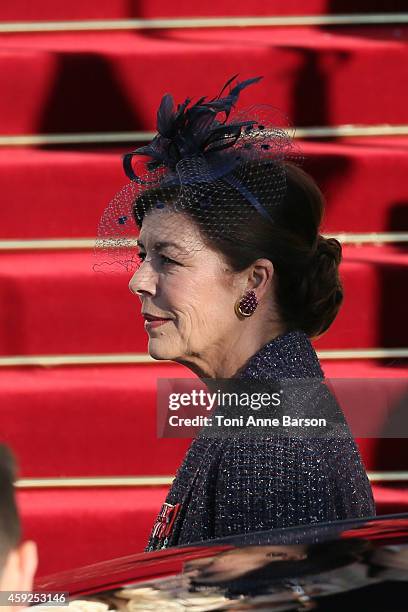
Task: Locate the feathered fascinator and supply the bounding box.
[94,75,300,273]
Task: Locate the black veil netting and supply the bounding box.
[93,76,303,275]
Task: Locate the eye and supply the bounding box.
[160,254,180,266]
[137,251,180,266]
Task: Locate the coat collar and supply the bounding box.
[235,329,324,381]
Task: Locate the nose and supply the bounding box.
[128,263,156,297]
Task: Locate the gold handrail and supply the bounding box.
[16,476,174,488]
[14,472,408,488]
[1,13,408,33]
[0,347,407,367]
[1,124,408,147]
[1,233,408,251]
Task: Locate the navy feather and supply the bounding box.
[214,73,239,100]
[123,75,263,180]
[156,94,176,138]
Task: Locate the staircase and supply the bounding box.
[0,1,407,577]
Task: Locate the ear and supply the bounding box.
[246,258,274,300]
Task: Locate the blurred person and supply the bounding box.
[0,444,38,609]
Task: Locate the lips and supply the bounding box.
[142,313,171,322]
[144,319,171,331]
[142,313,172,331]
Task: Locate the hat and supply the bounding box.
[94,75,301,274]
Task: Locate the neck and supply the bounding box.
[175,320,287,380]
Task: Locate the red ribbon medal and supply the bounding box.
[151,502,181,545]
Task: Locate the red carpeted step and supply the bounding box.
[17,486,169,577]
[1,1,405,21]
[0,26,407,134]
[16,482,408,577]
[0,364,193,478]
[314,244,408,350]
[371,485,408,516]
[1,360,407,479]
[322,359,408,476]
[2,140,407,239]
[0,245,406,356]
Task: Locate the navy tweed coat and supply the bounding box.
[146,330,375,551]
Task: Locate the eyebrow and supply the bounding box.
[136,239,183,252]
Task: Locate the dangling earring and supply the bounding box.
[234,290,259,319]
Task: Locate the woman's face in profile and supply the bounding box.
[129,208,240,363]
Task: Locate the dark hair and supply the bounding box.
[133,161,343,339]
[0,445,21,570]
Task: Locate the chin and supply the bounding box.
[147,338,179,361]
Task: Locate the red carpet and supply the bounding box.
[17,483,408,578]
[1,1,406,21]
[0,360,406,479]
[16,486,170,577]
[0,27,407,134]
[0,364,192,478]
[16,482,408,578]
[1,140,408,239]
[0,246,406,356]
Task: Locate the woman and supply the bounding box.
[98,76,375,551]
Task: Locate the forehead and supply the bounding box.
[138,209,205,251]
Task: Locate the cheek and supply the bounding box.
[159,274,204,334]
[160,268,235,336]
[182,281,235,332]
